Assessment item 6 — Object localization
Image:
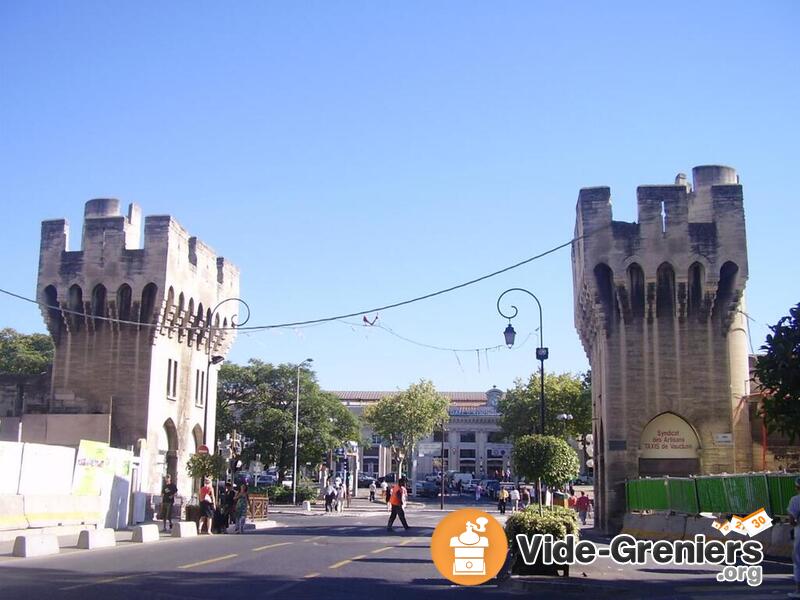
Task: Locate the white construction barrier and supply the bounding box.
[77,528,117,549]
[131,524,159,543]
[12,534,60,557]
[171,521,198,538]
[621,513,643,537]
[24,494,103,527]
[0,495,28,531]
[636,514,668,540]
[662,515,687,541]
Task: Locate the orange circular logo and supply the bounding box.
[430,508,507,586]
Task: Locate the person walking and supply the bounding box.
[509,486,520,512]
[521,486,531,508]
[787,476,800,599]
[474,483,482,503]
[575,491,591,525]
[221,481,236,532]
[337,482,346,513]
[369,481,377,502]
[198,477,216,535]
[387,477,410,532]
[384,481,393,512]
[160,474,177,532]
[234,483,249,533]
[324,480,336,512]
[497,487,509,514]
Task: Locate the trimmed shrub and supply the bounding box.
[505,505,580,542]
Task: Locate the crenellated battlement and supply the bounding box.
[37,199,240,353]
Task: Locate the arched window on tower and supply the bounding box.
[687,262,704,318]
[43,285,62,340]
[196,303,205,346]
[713,262,739,320]
[91,284,107,330]
[165,287,175,330]
[68,284,84,331]
[656,262,676,319]
[593,263,617,331]
[117,284,132,323]
[628,263,645,319]
[139,283,158,324]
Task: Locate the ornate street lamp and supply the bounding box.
[497,288,549,434]
[203,297,250,448]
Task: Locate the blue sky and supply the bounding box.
[1,2,798,393]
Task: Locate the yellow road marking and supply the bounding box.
[329,554,366,569]
[59,571,154,591]
[252,541,293,552]
[177,553,237,569]
[371,546,392,554]
[399,537,418,546]
[304,572,321,579]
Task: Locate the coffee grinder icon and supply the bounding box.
[449,517,490,576]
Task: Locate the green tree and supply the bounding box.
[362,379,450,477]
[216,359,361,481]
[498,371,591,441]
[512,434,580,489]
[0,328,54,375]
[186,452,226,481]
[755,302,800,442]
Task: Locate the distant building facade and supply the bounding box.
[33,198,240,496]
[572,166,752,532]
[331,387,512,481]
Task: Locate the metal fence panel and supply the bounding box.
[666,478,699,514]
[627,478,669,511]
[628,473,800,517]
[767,474,799,516]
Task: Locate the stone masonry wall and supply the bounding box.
[572,166,751,532]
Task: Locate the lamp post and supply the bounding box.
[556,412,574,438]
[293,358,313,505]
[440,420,446,510]
[497,288,549,434]
[202,297,250,447]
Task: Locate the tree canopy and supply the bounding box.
[512,434,580,488]
[216,359,361,480]
[755,302,800,442]
[497,371,591,441]
[0,328,54,375]
[362,379,450,477]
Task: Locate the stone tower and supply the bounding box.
[572,166,751,532]
[37,199,240,495]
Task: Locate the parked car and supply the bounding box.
[377,472,397,485]
[254,473,277,487]
[573,475,594,486]
[357,473,376,488]
[482,480,501,499]
[462,479,481,493]
[415,480,439,498]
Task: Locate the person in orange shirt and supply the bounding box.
[387,477,410,532]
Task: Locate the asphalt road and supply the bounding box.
[0,501,794,600]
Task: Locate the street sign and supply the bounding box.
[418,442,441,457]
[197,445,209,455]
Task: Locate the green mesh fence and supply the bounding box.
[626,478,668,511]
[626,473,798,516]
[767,474,798,516]
[666,478,699,514]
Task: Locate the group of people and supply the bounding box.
[160,475,250,535]
[323,477,349,512]
[495,485,532,514]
